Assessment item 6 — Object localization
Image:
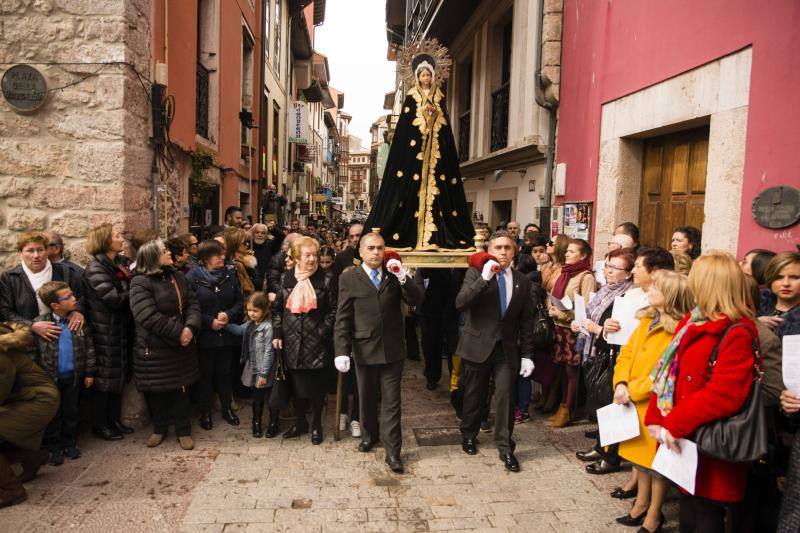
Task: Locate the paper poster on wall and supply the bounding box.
[563,202,592,241]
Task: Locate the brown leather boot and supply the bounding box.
[0,453,27,508]
[549,403,571,428]
[2,447,48,484]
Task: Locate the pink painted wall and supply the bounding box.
[557,0,800,254]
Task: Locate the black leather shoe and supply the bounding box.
[425,381,437,391]
[283,425,308,439]
[311,429,323,445]
[616,510,647,526]
[221,407,240,426]
[265,423,279,438]
[358,439,377,452]
[461,438,477,455]
[385,455,404,473]
[576,448,602,462]
[610,486,638,499]
[92,426,123,441]
[252,422,263,438]
[586,459,621,475]
[636,514,664,533]
[111,419,135,434]
[499,451,520,472]
[199,413,213,431]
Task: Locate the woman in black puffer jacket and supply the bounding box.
[185,239,244,430]
[130,240,202,450]
[272,236,337,444]
[83,223,135,441]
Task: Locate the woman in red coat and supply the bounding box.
[645,251,758,533]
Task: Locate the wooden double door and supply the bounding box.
[639,126,709,249]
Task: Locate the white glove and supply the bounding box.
[519,358,534,378]
[481,260,500,281]
[334,356,351,373]
[386,258,408,282]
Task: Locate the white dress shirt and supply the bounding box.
[362,262,382,284]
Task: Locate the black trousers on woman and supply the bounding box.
[146,389,191,437]
[196,346,234,414]
[679,493,728,533]
[90,389,122,430]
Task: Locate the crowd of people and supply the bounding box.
[0,207,798,533]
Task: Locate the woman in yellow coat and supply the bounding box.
[612,270,694,532]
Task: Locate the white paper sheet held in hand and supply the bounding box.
[782,335,800,395]
[596,403,640,447]
[548,292,573,311]
[652,439,698,495]
[574,295,588,333]
[607,292,649,345]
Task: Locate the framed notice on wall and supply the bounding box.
[563,202,592,241]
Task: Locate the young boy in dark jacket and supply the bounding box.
[33,281,96,465]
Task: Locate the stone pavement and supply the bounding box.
[3,359,680,532]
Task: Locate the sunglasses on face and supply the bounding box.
[57,292,76,302]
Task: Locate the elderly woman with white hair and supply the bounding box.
[595,233,636,286]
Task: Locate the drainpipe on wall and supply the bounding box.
[258,0,268,223]
[534,0,558,236]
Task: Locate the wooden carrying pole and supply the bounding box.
[333,372,344,441]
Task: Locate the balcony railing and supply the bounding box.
[490,82,509,152]
[458,110,471,162]
[196,63,210,138]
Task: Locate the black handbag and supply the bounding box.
[268,349,291,410]
[583,349,615,403]
[532,302,555,351]
[693,323,768,462]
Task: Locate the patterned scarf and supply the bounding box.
[285,265,318,314]
[650,307,707,415]
[575,279,633,361]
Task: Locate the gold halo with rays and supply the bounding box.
[398,38,452,89]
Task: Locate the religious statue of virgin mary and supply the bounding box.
[365,39,475,251]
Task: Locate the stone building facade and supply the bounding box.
[0,0,152,268]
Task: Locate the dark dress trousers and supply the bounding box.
[334,265,424,457]
[455,266,535,453]
[415,268,462,385]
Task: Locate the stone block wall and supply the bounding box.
[541,0,563,104]
[0,0,153,269]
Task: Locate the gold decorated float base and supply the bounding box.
[376,229,484,269]
[392,250,473,268]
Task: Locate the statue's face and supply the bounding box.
[418,68,432,88]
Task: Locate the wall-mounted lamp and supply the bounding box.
[492,169,527,182]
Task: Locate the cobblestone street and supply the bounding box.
[3,359,678,532]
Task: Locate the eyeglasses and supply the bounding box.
[349,233,362,239]
[57,292,75,302]
[605,264,630,272]
[547,241,554,246]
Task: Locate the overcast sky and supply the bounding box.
[314,0,397,149]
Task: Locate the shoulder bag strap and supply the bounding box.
[707,322,760,375]
[170,276,183,317]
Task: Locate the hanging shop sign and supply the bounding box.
[289,101,309,144]
[1,64,47,113]
[752,186,800,229]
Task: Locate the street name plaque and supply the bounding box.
[1,64,47,112]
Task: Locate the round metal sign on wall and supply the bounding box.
[1,64,48,112]
[752,186,800,229]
